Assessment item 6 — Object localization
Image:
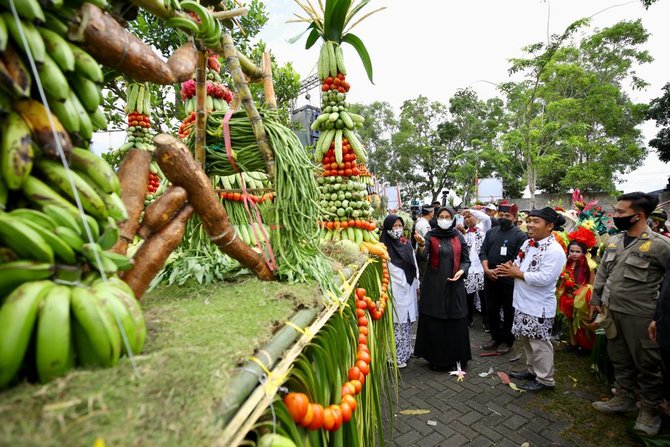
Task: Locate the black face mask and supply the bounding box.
[613,214,638,231]
[499,218,513,229]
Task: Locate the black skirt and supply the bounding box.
[414,313,472,369]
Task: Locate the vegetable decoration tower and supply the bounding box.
[293,0,384,249]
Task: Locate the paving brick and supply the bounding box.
[471,422,503,442]
[502,413,529,430]
[393,429,425,446]
[443,432,469,446]
[449,420,477,440]
[490,424,528,444]
[457,409,483,426]
[465,436,495,447]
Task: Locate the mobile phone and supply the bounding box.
[589,311,599,323]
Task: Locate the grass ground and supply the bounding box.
[0,277,321,446]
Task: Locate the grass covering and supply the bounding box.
[534,344,638,446]
[0,277,321,446]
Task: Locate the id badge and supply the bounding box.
[500,246,508,256]
[605,250,616,262]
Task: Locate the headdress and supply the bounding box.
[498,200,518,215]
[568,226,597,249]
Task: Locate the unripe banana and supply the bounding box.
[0,280,54,388]
[43,204,80,232]
[71,286,121,367]
[36,159,108,220]
[36,285,74,383]
[21,176,79,213]
[54,226,84,252]
[69,147,120,195]
[70,73,102,113]
[1,111,34,190]
[14,98,73,161]
[0,213,54,263]
[93,282,144,356]
[0,14,7,53]
[2,13,45,64]
[257,433,298,447]
[90,107,108,131]
[68,90,93,141]
[0,261,54,297]
[38,27,75,72]
[69,43,103,83]
[47,96,80,134]
[17,217,77,264]
[9,208,57,231]
[0,0,45,23]
[97,217,120,250]
[38,53,70,102]
[0,43,30,98]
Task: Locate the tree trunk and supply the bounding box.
[69,3,176,85]
[261,52,277,111]
[153,133,274,281]
[527,160,537,209]
[112,148,153,255]
[122,205,194,299]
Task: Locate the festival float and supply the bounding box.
[0,0,394,445]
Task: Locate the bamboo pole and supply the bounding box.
[236,51,263,81]
[194,47,207,167]
[153,133,274,281]
[261,52,277,111]
[214,308,318,430]
[211,7,248,20]
[221,32,276,183]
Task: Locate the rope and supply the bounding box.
[221,107,277,271]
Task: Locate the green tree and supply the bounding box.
[503,19,650,203]
[646,83,670,162]
[347,101,397,179]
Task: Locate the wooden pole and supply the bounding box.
[261,52,277,111]
[221,32,276,183]
[194,47,207,167]
[153,133,274,281]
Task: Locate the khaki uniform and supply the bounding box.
[591,227,670,410]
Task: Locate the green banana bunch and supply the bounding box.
[167,1,221,49]
[0,212,54,263]
[47,95,80,134]
[68,89,93,141]
[21,176,79,213]
[70,73,102,113]
[9,208,57,230]
[38,27,75,72]
[69,42,104,83]
[69,147,121,195]
[0,0,45,23]
[2,12,45,65]
[0,280,54,388]
[42,204,79,233]
[17,216,77,264]
[97,217,120,250]
[0,260,54,297]
[71,285,121,368]
[35,285,74,383]
[92,277,145,355]
[38,53,70,102]
[1,111,34,190]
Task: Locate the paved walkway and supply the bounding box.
[383,314,581,447]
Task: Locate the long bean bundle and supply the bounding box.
[262,112,338,295]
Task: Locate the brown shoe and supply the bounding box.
[482,339,500,351]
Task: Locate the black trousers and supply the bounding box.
[662,347,670,400]
[484,278,515,345]
[466,291,488,325]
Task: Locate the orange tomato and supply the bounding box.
[358,316,368,327]
[342,382,356,396]
[350,379,363,394]
[307,403,324,430]
[358,343,369,353]
[356,308,366,318]
[359,325,368,336]
[348,366,362,381]
[355,288,366,299]
[357,350,371,364]
[284,392,309,422]
[322,407,335,431]
[298,401,314,427]
[340,402,353,423]
[356,360,370,375]
[329,405,343,431]
[342,394,357,412]
[358,333,367,344]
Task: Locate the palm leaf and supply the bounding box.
[342,32,374,83]
[324,0,352,42]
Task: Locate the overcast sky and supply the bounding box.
[256,0,670,195]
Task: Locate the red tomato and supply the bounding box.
[307,403,324,430]
[284,392,309,422]
[342,394,357,412]
[348,366,362,381]
[340,402,353,423]
[356,360,370,375]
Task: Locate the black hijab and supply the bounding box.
[380,214,417,285]
[429,206,459,239]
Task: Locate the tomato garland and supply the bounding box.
[318,219,376,231]
[218,191,275,204]
[146,172,160,195]
[282,262,391,431]
[321,140,360,177]
[321,73,351,93]
[127,111,151,128]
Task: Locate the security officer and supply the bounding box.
[590,192,670,437]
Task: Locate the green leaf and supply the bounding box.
[305,27,321,49]
[344,0,372,28]
[287,24,313,45]
[324,0,352,42]
[342,33,374,84]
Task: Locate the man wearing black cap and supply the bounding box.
[479,201,527,353]
[415,205,434,239]
[497,207,566,391]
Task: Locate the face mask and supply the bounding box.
[437,219,453,230]
[387,228,403,239]
[499,218,513,229]
[613,214,638,231]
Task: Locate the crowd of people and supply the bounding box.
[383,192,670,437]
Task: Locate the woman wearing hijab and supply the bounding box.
[379,214,420,368]
[413,206,472,370]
